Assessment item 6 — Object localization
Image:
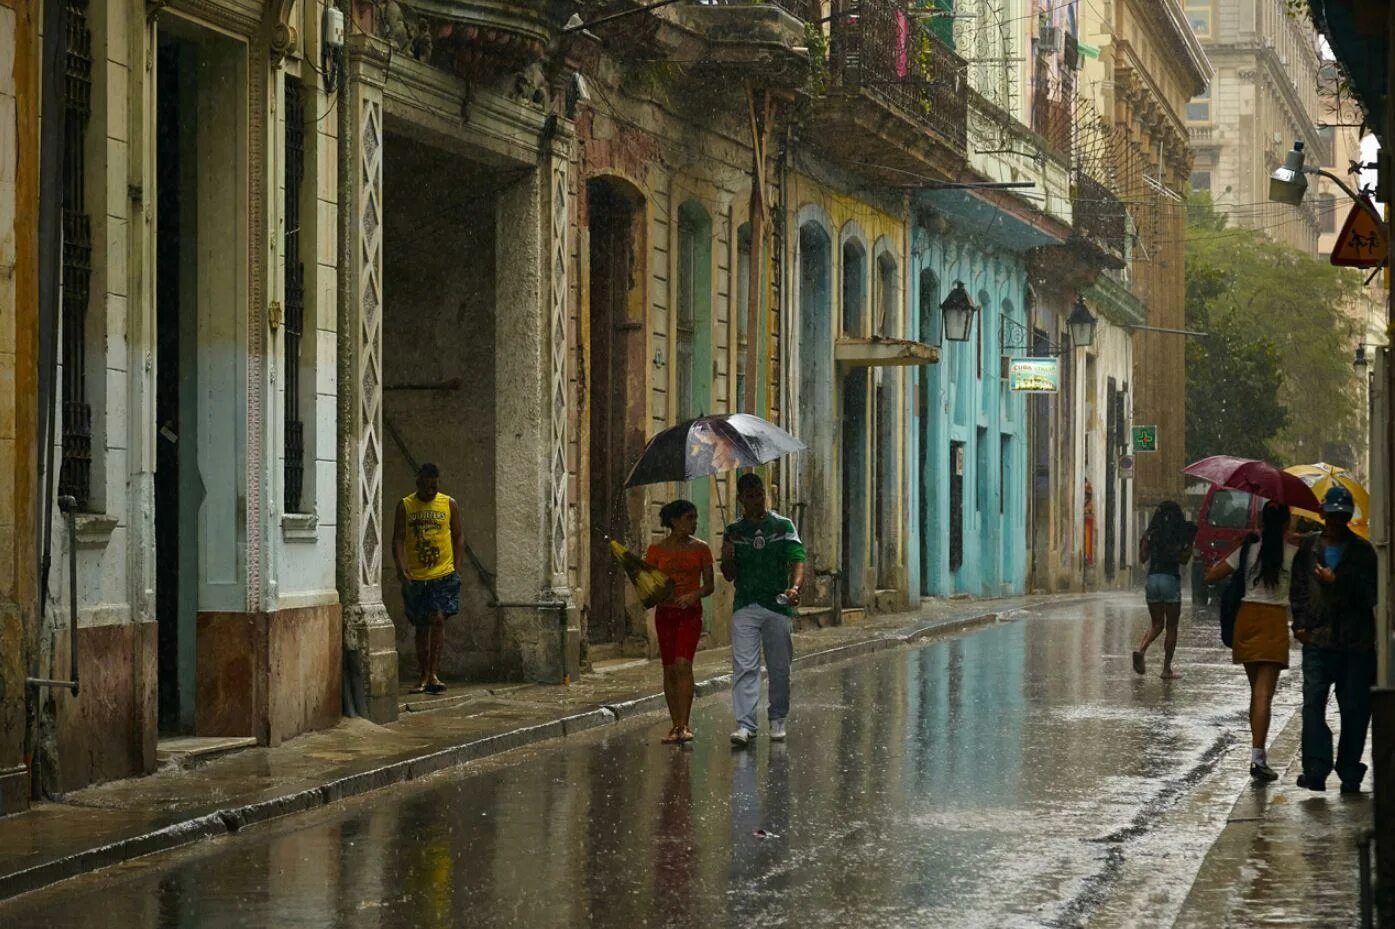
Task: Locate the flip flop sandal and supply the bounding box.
[661,728,683,744]
[677,728,695,743]
[425,682,447,695]
[409,684,428,694]
[1131,651,1145,675]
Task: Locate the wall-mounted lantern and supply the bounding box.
[940,281,978,343]
[1066,297,1098,350]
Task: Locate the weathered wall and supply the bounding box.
[785,171,909,613]
[0,0,37,814]
[911,226,1030,598]
[573,77,768,654]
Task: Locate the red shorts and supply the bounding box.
[655,604,703,665]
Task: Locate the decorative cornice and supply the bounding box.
[1132,0,1211,93]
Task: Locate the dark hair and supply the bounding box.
[1257,501,1291,589]
[659,499,697,529]
[1147,500,1186,550]
[418,462,440,479]
[736,472,764,493]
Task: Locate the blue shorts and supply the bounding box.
[402,572,461,626]
[1144,573,1182,604]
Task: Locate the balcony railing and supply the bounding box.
[703,0,819,19]
[826,0,968,154]
[1074,170,1127,253]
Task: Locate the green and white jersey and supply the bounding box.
[724,511,807,616]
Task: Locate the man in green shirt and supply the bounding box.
[721,472,806,746]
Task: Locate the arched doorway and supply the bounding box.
[797,221,833,559]
[873,248,900,592]
[917,266,941,596]
[841,237,869,607]
[586,177,646,646]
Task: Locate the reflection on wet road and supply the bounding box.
[0,595,1347,929]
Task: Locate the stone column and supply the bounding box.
[337,35,397,721]
[491,133,577,683]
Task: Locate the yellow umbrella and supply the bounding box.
[1284,463,1370,538]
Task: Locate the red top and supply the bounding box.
[644,542,713,604]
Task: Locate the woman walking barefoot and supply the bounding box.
[1206,501,1298,782]
[645,500,714,744]
[1133,501,1193,679]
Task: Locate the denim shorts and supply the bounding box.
[1144,573,1182,604]
[402,572,461,626]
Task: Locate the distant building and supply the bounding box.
[1183,0,1327,252]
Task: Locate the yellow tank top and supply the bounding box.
[401,492,455,581]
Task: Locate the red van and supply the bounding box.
[1190,485,1261,606]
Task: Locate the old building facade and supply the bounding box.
[4,0,1190,805]
[1183,0,1326,252]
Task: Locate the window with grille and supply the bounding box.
[676,213,698,421]
[735,225,751,412]
[283,77,307,512]
[60,0,93,510]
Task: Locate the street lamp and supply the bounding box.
[1268,141,1309,206]
[940,281,978,342]
[1066,297,1097,350]
[1269,139,1384,228]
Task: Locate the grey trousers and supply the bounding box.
[731,603,793,732]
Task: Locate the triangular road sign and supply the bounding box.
[1331,200,1387,268]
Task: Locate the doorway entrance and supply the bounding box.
[380,130,502,680]
[586,178,646,646]
[841,369,869,607]
[153,24,247,733]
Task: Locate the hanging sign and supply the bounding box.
[1131,425,1158,452]
[1330,201,1388,268]
[1008,357,1060,393]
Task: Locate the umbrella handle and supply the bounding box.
[714,478,730,534]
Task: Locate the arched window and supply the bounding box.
[842,239,867,336]
[918,267,941,346]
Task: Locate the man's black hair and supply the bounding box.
[418,462,440,479]
[736,472,763,493]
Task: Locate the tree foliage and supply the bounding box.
[1184,193,1363,465]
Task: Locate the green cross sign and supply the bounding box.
[1132,425,1158,453]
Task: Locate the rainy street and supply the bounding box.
[0,594,1370,929]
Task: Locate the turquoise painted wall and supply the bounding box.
[907,228,1029,598]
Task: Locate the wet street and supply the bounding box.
[0,594,1369,929]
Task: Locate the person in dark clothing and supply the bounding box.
[1133,501,1196,679]
[1290,485,1378,793]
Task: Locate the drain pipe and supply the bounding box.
[27,497,79,696]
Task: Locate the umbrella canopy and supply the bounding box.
[1285,462,1370,538]
[1182,455,1322,512]
[624,414,804,488]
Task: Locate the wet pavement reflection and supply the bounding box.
[0,595,1344,929]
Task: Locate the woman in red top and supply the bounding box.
[645,500,714,744]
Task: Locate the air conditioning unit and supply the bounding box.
[1038,25,1062,54]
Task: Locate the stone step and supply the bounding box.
[840,608,867,624]
[156,737,258,768]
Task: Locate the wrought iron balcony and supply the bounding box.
[824,0,968,157]
[701,0,819,19]
[1073,170,1128,264]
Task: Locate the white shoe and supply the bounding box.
[769,720,787,742]
[730,727,754,747]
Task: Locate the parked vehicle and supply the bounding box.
[1190,484,1260,606]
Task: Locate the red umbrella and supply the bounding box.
[1182,455,1322,511]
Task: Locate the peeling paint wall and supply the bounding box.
[910,227,1030,598]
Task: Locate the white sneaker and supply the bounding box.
[730,727,754,747]
[769,720,787,742]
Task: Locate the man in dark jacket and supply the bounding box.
[1290,485,1378,793]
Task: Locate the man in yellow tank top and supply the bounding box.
[392,463,464,694]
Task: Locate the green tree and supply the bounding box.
[1185,193,1363,465]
